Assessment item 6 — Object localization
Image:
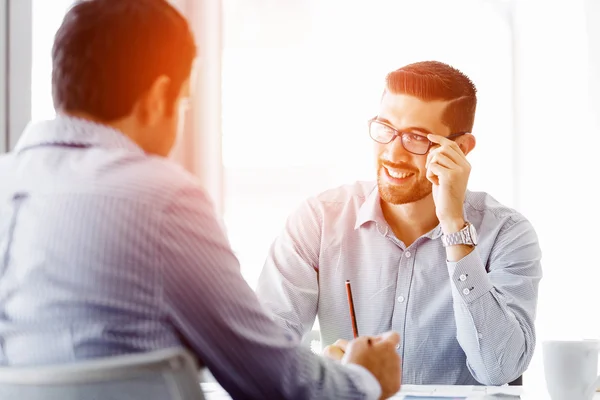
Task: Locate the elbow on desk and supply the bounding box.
[473,326,533,386]
[476,373,521,387]
[472,351,530,386]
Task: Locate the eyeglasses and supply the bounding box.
[368,117,467,155]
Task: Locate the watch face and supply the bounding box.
[469,223,478,245]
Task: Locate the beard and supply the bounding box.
[377,160,432,205]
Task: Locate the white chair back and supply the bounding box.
[0,347,205,400]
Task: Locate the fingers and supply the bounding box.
[378,331,401,346]
[323,338,352,361]
[426,151,457,171]
[350,336,373,349]
[426,161,443,185]
[426,161,447,185]
[427,143,471,186]
[322,344,345,361]
[370,331,401,351]
[332,334,399,362]
[427,133,462,150]
[333,339,349,352]
[370,336,383,345]
[427,134,470,167]
[374,331,401,352]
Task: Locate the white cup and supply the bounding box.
[543,340,600,400]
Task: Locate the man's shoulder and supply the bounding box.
[312,181,376,205]
[84,151,202,209]
[292,181,375,224]
[464,190,530,226]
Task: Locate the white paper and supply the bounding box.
[391,385,523,399]
[201,382,525,400]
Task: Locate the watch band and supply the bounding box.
[441,222,476,247]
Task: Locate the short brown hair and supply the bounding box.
[52,0,196,120]
[384,61,477,133]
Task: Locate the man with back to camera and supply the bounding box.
[0,0,402,398]
[256,61,543,386]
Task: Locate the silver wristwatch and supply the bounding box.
[441,222,478,247]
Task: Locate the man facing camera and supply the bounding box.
[0,0,401,398]
[257,61,542,386]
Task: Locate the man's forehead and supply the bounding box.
[380,92,449,113]
[379,92,451,133]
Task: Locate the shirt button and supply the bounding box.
[397,296,405,303]
[404,251,411,258]
[462,288,470,295]
[459,274,467,281]
[478,332,483,339]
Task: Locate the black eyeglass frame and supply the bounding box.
[368,117,468,155]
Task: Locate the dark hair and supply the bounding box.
[52,0,196,121]
[384,61,477,133]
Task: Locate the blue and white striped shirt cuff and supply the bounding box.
[447,248,494,304]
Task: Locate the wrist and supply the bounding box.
[440,217,465,234]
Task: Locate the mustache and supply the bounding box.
[378,159,417,172]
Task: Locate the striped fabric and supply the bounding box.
[256,181,543,386]
[0,115,381,400]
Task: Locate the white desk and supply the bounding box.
[201,382,600,399]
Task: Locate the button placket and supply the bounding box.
[391,245,416,359]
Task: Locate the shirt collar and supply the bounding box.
[354,185,388,231]
[14,114,144,155]
[354,184,443,239]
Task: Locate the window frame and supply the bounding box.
[0,0,32,153]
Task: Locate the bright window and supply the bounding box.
[31,0,76,121]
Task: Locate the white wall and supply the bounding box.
[587,0,600,137]
[169,0,224,215]
[512,0,600,386]
[514,0,599,340]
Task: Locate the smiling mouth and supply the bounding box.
[383,165,415,180]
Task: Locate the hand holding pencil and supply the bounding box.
[323,280,400,360]
[321,280,403,398]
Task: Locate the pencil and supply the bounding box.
[345,280,359,338]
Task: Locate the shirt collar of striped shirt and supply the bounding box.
[14,114,144,155]
[354,184,388,231]
[354,184,443,239]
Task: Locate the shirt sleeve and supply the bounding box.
[158,186,381,400]
[255,199,322,340]
[446,217,542,385]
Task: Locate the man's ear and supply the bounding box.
[134,75,171,126]
[458,133,476,156]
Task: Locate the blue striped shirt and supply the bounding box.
[0,116,381,399]
[256,181,543,386]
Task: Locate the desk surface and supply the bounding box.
[201,383,600,399]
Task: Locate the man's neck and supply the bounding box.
[63,110,145,150]
[380,194,439,247]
